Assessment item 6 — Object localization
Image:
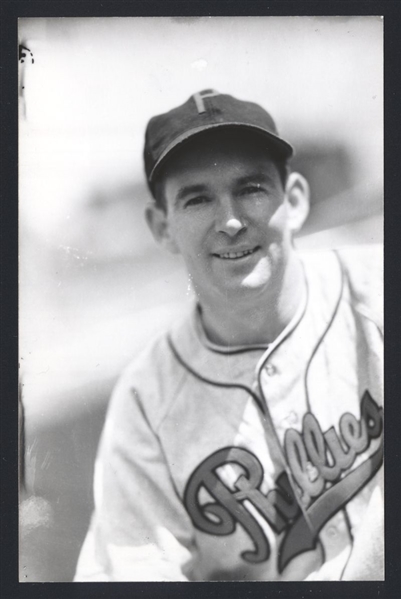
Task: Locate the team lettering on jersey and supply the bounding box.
[184,390,383,572]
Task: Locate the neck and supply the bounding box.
[197,254,306,347]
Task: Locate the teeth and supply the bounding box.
[218,249,255,259]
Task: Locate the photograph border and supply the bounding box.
[1,1,400,598]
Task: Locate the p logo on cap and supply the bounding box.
[192,89,221,114]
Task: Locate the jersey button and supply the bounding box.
[280,411,298,428]
[265,364,276,376]
[288,411,298,425]
[326,525,338,538]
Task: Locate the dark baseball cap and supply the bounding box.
[144,89,294,188]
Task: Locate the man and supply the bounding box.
[75,90,383,581]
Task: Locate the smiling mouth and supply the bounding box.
[213,247,259,260]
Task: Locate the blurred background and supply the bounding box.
[18,16,383,581]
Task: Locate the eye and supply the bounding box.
[184,196,210,208]
[239,184,266,196]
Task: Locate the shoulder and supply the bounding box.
[108,306,197,429]
[301,244,383,329]
[335,244,383,283]
[335,245,383,324]
[121,304,198,383]
[300,244,382,284]
[300,244,382,272]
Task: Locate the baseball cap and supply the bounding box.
[144,89,294,189]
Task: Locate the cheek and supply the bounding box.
[265,202,291,238]
[168,220,202,261]
[251,192,285,220]
[268,200,287,223]
[170,213,208,245]
[251,203,287,248]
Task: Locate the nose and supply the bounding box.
[215,196,246,237]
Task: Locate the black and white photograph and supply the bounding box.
[18,15,384,583]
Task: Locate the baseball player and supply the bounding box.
[74,90,383,581]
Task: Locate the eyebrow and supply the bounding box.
[174,184,208,206]
[234,173,276,186]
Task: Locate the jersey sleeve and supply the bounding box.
[74,365,198,581]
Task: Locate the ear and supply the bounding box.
[144,203,180,254]
[284,172,310,234]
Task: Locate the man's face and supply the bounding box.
[148,132,307,304]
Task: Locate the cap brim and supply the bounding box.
[149,122,294,182]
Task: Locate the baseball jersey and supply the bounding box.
[74,245,383,582]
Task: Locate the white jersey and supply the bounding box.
[75,246,383,581]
